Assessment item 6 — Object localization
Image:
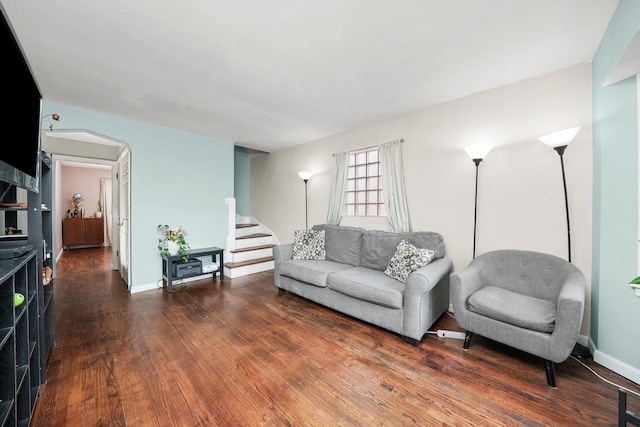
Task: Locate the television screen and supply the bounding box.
[0,6,42,193]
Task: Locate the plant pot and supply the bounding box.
[167,240,180,255]
[95,212,103,218]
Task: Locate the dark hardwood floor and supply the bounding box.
[32,247,640,426]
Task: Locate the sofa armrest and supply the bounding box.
[273,243,293,263]
[405,257,453,295]
[449,261,486,329]
[273,244,293,288]
[403,257,453,339]
[549,269,586,362]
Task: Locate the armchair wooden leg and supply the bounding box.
[545,360,556,388]
[463,331,473,349]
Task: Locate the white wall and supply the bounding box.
[251,64,593,335]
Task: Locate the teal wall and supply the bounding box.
[234,146,250,216]
[42,101,234,292]
[592,0,640,370]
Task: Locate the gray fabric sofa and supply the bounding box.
[450,249,586,387]
[273,224,453,344]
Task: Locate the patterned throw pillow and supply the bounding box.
[292,229,326,260]
[384,239,435,282]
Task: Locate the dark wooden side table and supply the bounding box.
[161,246,224,292]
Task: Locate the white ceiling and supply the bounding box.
[2,0,618,153]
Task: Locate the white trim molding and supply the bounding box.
[589,337,640,385]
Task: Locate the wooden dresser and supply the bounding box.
[63,217,104,250]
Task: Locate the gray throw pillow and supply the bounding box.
[292,229,326,260]
[384,239,435,282]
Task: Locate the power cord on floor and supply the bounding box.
[156,278,185,289]
[570,355,640,398]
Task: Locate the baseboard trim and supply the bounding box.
[589,337,640,385]
[131,273,216,294]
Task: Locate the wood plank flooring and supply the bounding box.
[32,247,640,426]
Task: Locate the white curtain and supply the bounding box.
[380,139,411,232]
[326,151,349,225]
[100,178,112,247]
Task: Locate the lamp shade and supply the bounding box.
[538,127,581,148]
[298,171,313,181]
[464,146,492,161]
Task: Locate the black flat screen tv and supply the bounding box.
[0,5,42,194]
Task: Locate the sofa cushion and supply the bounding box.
[384,239,435,282]
[312,224,365,266]
[328,267,405,309]
[292,229,326,260]
[467,286,556,333]
[279,259,354,288]
[361,230,445,271]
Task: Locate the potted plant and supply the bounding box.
[96,201,103,218]
[157,224,190,261]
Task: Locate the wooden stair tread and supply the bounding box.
[225,256,274,268]
[230,244,275,253]
[237,233,271,240]
[236,223,258,229]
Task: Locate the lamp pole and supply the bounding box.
[303,178,309,229]
[554,145,571,262]
[472,158,482,259]
[298,171,313,230]
[465,146,491,260]
[538,126,579,264]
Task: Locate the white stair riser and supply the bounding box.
[236,226,261,237]
[228,248,273,263]
[224,261,274,278]
[236,236,272,249]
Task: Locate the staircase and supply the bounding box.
[223,221,277,279]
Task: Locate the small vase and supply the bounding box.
[167,240,180,255]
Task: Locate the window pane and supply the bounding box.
[347,167,355,179]
[356,178,366,191]
[366,205,378,216]
[367,177,378,190]
[356,192,366,203]
[355,152,367,164]
[345,205,354,216]
[348,154,355,166]
[345,192,355,203]
[368,150,378,163]
[379,203,387,216]
[367,190,378,203]
[355,204,366,216]
[356,165,366,177]
[367,163,379,176]
[346,179,355,191]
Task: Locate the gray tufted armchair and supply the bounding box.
[450,249,586,387]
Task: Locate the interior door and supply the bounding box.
[118,149,131,289]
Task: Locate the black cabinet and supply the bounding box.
[0,250,40,427]
[0,153,56,427]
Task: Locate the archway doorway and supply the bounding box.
[41,129,131,289]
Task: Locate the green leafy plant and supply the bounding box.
[630,276,640,285]
[157,224,190,261]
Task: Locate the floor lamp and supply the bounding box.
[298,171,313,229]
[538,126,581,263]
[464,146,492,259]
